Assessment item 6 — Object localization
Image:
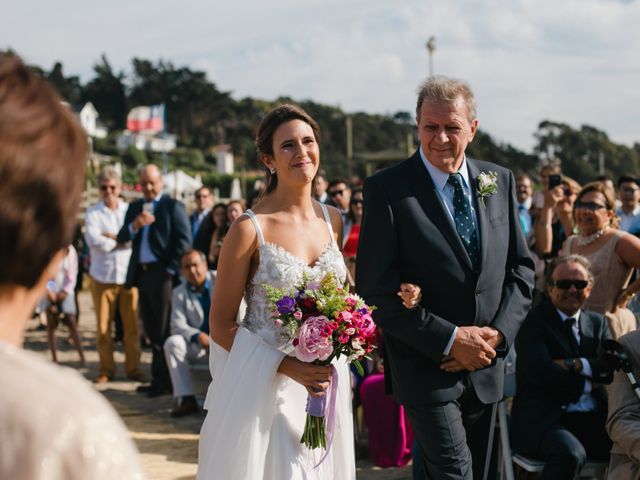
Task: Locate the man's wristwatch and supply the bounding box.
[564,357,576,371]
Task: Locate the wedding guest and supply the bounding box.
[561,182,640,339]
[85,166,145,383]
[207,202,227,269]
[39,244,85,366]
[226,199,245,225]
[516,173,533,239]
[511,254,614,479]
[328,178,352,239]
[312,170,330,203]
[191,186,214,256]
[616,174,640,234]
[0,52,145,480]
[343,186,363,286]
[532,162,562,213]
[534,175,580,260]
[606,329,640,479]
[117,164,192,398]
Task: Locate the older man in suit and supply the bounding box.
[511,254,613,479]
[357,76,534,480]
[117,164,191,397]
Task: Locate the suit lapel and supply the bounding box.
[466,160,488,272]
[187,286,204,323]
[406,153,473,271]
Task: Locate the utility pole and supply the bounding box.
[426,36,436,77]
[345,115,353,178]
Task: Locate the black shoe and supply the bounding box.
[170,397,200,418]
[137,384,171,398]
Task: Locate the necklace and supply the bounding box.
[576,227,607,247]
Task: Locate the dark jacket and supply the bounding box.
[510,300,614,455]
[356,151,535,406]
[117,194,191,288]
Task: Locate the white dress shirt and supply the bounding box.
[85,200,132,284]
[555,308,596,413]
[420,147,481,356]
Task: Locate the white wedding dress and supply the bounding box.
[197,204,356,480]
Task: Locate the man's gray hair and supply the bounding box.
[545,254,594,286]
[97,166,121,184]
[180,248,207,265]
[415,76,477,122]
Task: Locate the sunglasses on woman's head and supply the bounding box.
[551,279,589,290]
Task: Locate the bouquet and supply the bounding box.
[263,272,377,450]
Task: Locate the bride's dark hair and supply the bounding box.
[255,104,321,195]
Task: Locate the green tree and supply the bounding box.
[82,54,127,130]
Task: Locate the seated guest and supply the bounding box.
[163,249,245,417]
[511,254,615,479]
[0,53,144,479]
[606,329,640,479]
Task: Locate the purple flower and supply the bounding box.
[276,296,296,314]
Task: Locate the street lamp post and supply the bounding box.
[426,36,436,77]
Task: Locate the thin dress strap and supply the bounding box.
[318,202,335,243]
[243,209,265,247]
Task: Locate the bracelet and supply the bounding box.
[622,290,635,301]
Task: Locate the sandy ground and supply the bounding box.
[23,289,412,480]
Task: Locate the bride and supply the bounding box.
[197,104,420,479]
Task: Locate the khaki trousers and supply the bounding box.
[90,278,141,377]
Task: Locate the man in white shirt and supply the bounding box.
[616,174,640,234]
[85,167,146,383]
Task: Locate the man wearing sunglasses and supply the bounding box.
[511,254,614,479]
[85,167,146,384]
[327,178,352,239]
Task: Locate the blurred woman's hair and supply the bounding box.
[0,53,87,288]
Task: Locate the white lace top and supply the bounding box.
[242,204,346,353]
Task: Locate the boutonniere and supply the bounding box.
[477,171,498,207]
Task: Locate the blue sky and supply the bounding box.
[4,0,639,152]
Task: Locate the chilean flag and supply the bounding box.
[126,104,165,132]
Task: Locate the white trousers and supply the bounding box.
[163,334,208,397]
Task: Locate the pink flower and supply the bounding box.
[345,297,357,307]
[358,313,376,337]
[335,310,352,323]
[344,327,356,335]
[274,319,283,328]
[271,309,280,318]
[338,334,350,344]
[294,316,333,362]
[293,310,303,321]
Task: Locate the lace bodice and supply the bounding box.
[242,206,346,352]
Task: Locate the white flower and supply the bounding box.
[476,171,498,207]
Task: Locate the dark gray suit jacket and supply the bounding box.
[356,151,535,406]
[510,301,614,455]
[117,194,191,288]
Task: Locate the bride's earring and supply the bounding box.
[269,167,276,175]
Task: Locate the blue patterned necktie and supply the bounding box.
[447,173,479,269]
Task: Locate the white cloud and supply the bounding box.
[3,0,639,151]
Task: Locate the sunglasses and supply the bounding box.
[574,201,607,211]
[329,189,346,197]
[621,187,639,194]
[350,199,363,205]
[562,188,572,197]
[551,279,589,290]
[100,185,117,191]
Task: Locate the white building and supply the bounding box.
[78,102,108,139]
[162,169,202,201]
[216,144,234,175]
[116,131,177,153]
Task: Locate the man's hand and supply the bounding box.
[441,326,497,373]
[398,283,422,309]
[198,332,210,349]
[132,212,155,231]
